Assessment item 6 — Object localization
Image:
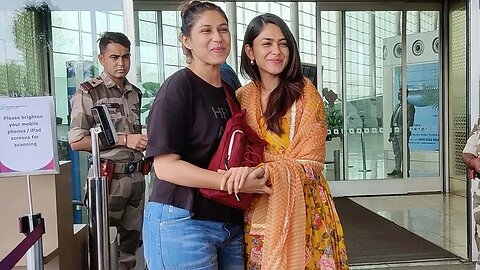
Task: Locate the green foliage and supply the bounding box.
[140,82,160,114]
[325,103,343,129]
[142,82,160,98]
[0,63,29,97]
[1,3,50,97]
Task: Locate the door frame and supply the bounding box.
[315,3,444,197]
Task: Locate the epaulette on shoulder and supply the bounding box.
[79,76,103,93]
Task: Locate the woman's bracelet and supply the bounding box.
[124,134,128,146]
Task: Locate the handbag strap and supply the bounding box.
[222,83,242,116]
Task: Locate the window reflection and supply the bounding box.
[0,5,50,98]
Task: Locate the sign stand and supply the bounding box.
[0,96,58,269]
[25,175,44,270]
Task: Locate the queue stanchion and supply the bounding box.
[25,175,44,270]
[357,116,371,178]
[87,105,118,270]
[0,215,45,269]
[88,126,110,270]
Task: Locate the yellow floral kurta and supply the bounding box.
[241,81,349,270]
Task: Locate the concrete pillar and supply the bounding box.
[226,2,238,72]
[290,2,299,43]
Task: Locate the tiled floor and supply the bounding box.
[351,261,476,270]
[350,193,472,269]
[324,133,440,181]
[137,190,473,269]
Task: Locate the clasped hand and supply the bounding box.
[125,134,148,152]
[472,158,480,174]
[219,166,273,196]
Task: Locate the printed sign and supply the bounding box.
[0,96,59,176]
[394,63,439,151]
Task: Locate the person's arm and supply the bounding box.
[463,152,479,170]
[70,136,95,152]
[69,86,148,152]
[153,153,222,189]
[463,132,480,173]
[68,89,94,151]
[153,153,271,192]
[70,133,147,152]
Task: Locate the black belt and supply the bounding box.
[89,156,150,175]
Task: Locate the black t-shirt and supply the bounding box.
[145,68,243,224]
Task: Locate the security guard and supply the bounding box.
[68,32,148,270]
[463,118,480,270]
[387,87,415,177]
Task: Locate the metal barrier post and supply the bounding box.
[333,149,341,181]
[27,225,43,270]
[357,117,371,177]
[358,132,372,174]
[88,126,110,270]
[25,175,43,270]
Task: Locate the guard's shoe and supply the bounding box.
[387,170,401,176]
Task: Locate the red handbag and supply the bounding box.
[199,84,267,210]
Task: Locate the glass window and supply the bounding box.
[163,46,179,66]
[52,28,81,55]
[321,11,340,92]
[140,63,159,84]
[404,11,440,178]
[139,21,157,43]
[139,11,156,22]
[81,33,93,56]
[0,7,48,97]
[52,10,124,126]
[140,42,158,63]
[80,11,91,32]
[299,2,316,65]
[52,11,79,30]
[109,14,124,32]
[162,11,177,26]
[162,25,179,46]
[95,11,107,34]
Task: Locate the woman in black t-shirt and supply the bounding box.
[143,2,271,269]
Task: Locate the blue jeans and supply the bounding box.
[143,202,245,270]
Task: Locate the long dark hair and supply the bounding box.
[240,13,304,135]
[179,1,228,63]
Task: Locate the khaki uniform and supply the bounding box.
[464,118,480,266]
[68,72,145,270]
[389,102,415,173]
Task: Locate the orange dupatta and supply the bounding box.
[237,79,327,270]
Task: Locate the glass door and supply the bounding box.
[131,3,442,197]
[134,9,186,124]
[320,9,441,196]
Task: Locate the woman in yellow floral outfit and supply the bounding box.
[233,13,349,269]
